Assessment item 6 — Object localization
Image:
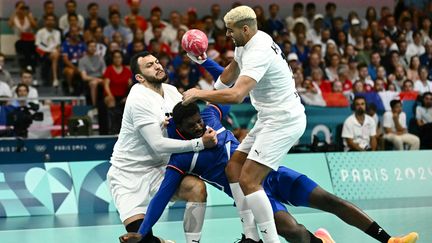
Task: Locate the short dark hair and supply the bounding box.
[20,69,32,76]
[172,102,200,126]
[68,12,78,20]
[87,2,98,10]
[65,0,76,7]
[306,3,316,10]
[325,2,336,10]
[109,11,121,19]
[130,51,151,75]
[16,83,29,94]
[44,13,56,20]
[293,2,304,10]
[44,0,53,7]
[390,99,401,109]
[353,95,366,103]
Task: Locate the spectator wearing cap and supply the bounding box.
[348,18,362,46]
[383,100,420,150]
[124,0,147,31]
[307,14,324,45]
[287,53,300,71]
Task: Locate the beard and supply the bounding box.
[143,70,168,84]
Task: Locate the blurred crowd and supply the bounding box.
[0,0,431,149]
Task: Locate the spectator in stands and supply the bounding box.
[8,1,37,71]
[347,56,359,81]
[104,11,133,46]
[416,92,432,148]
[287,53,300,72]
[357,37,374,65]
[266,3,284,37]
[342,96,377,151]
[311,68,332,93]
[337,65,353,94]
[419,40,432,79]
[11,70,38,103]
[210,4,224,31]
[197,69,215,91]
[174,63,198,93]
[382,15,400,42]
[162,11,188,49]
[304,52,324,79]
[307,14,324,46]
[59,0,84,32]
[144,15,167,46]
[305,3,317,26]
[37,0,57,29]
[414,66,432,94]
[392,64,407,91]
[419,17,432,44]
[406,55,420,81]
[84,2,107,30]
[375,78,397,110]
[400,16,414,44]
[79,40,106,106]
[61,25,86,95]
[325,53,341,82]
[0,53,13,87]
[298,79,326,106]
[383,99,420,150]
[406,31,426,59]
[396,39,410,69]
[347,18,362,46]
[321,80,349,107]
[368,51,382,81]
[35,14,61,87]
[103,50,131,134]
[0,79,12,98]
[323,2,336,29]
[251,5,269,34]
[63,13,84,38]
[124,40,146,66]
[399,79,418,101]
[124,1,146,32]
[286,2,309,31]
[356,63,374,91]
[366,102,384,149]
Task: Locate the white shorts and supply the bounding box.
[236,113,306,171]
[106,165,165,222]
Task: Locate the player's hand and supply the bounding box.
[119,232,142,243]
[202,127,218,148]
[186,52,207,65]
[161,117,170,128]
[182,88,200,105]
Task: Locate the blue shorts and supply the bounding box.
[263,166,318,213]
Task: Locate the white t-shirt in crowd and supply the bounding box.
[342,114,376,151]
[416,106,432,124]
[234,31,304,122]
[414,80,432,95]
[110,83,182,172]
[383,111,407,132]
[0,81,12,97]
[35,28,61,53]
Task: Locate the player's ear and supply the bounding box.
[135,74,144,83]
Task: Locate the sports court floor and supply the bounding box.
[0,203,430,243]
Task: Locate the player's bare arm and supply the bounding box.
[182,75,256,105]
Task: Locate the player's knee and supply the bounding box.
[179,176,207,202]
[238,175,260,194]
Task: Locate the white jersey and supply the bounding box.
[234,31,304,122]
[110,83,182,172]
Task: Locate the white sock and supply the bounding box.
[230,182,260,241]
[246,190,280,243]
[184,202,206,243]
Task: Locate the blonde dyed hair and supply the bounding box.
[224,5,257,26]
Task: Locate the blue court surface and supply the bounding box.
[0,203,430,243]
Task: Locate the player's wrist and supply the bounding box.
[191,138,205,152]
[214,77,230,90]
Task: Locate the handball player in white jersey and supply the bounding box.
[182,6,306,243]
[107,51,217,243]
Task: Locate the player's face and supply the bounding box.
[225,22,246,46]
[137,55,168,84]
[178,113,205,138]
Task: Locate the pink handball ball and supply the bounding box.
[181,29,208,56]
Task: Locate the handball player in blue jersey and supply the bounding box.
[119,57,418,243]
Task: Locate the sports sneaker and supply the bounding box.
[157,237,175,243]
[388,232,418,243]
[314,228,336,243]
[235,234,263,243]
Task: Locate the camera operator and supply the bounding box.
[6,84,43,138]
